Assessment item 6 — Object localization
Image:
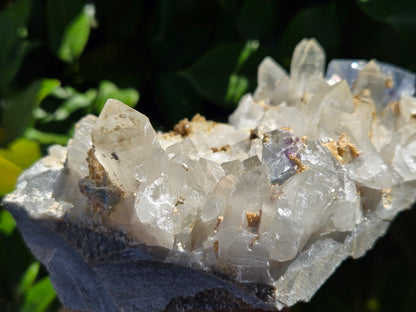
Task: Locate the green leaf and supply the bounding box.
[53,89,96,121]
[357,0,416,41]
[0,155,22,195]
[24,128,69,146]
[0,138,41,195]
[0,0,33,93]
[356,0,416,23]
[42,87,97,122]
[57,10,91,63]
[236,40,260,72]
[20,277,56,312]
[0,209,16,235]
[0,138,41,169]
[1,0,32,25]
[93,81,140,113]
[182,42,241,106]
[155,72,203,125]
[182,41,263,107]
[49,85,77,99]
[1,79,60,143]
[225,74,249,104]
[17,262,40,297]
[46,0,93,62]
[237,0,274,39]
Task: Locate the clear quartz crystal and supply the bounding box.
[291,38,325,82]
[326,59,416,107]
[6,38,416,310]
[262,129,301,184]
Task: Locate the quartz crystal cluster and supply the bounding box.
[4,39,416,311]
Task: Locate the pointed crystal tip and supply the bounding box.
[326,59,416,106]
[291,38,325,81]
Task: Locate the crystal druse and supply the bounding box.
[4,39,416,312]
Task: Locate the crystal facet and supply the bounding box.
[326,59,416,107]
[3,39,416,312]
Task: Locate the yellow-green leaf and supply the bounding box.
[0,138,41,195]
[0,138,41,169]
[17,262,40,297]
[0,209,16,235]
[0,155,22,195]
[58,10,91,62]
[20,277,56,312]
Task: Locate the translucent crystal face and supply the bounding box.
[326,59,416,108]
[6,38,416,310]
[62,39,415,281]
[262,129,301,184]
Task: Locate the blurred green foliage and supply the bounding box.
[0,0,415,311]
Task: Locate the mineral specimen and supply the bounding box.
[3,39,416,312]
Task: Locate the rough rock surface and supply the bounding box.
[3,39,416,311]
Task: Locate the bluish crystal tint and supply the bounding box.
[326,59,367,86]
[262,130,300,185]
[326,59,415,104]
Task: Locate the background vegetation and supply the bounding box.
[0,0,415,311]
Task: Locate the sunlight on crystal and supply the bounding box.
[4,38,416,310]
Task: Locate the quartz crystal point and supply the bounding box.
[3,38,416,312]
[326,59,416,107]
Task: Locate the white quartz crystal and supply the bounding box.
[5,39,416,310]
